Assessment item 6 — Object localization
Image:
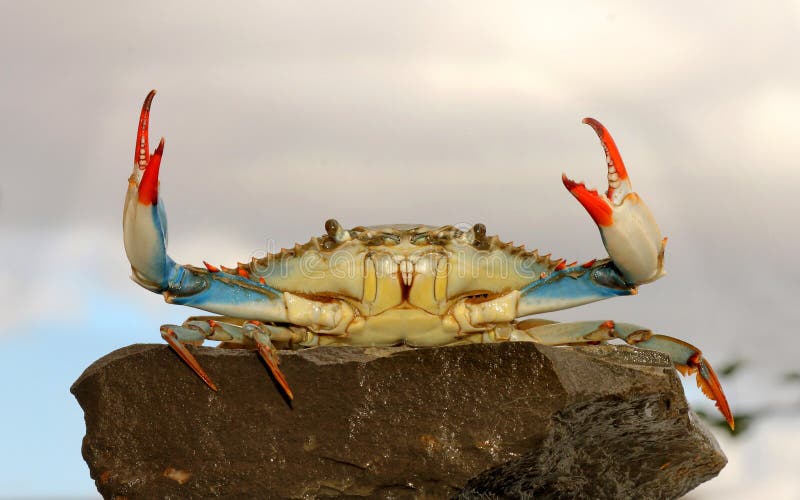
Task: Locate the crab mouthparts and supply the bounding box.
[398,259,413,286]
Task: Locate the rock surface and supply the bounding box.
[72,343,726,499]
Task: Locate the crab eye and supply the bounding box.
[411,234,428,245]
[591,264,631,291]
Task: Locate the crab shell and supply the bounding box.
[237,222,583,345]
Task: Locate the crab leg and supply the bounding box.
[509,318,616,344]
[160,316,311,397]
[161,327,218,391]
[613,322,734,430]
[517,259,636,316]
[562,118,666,286]
[507,319,734,429]
[245,323,295,400]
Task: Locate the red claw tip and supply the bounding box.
[582,117,629,198]
[138,137,164,205]
[581,117,602,131]
[561,173,580,191]
[142,89,157,110]
[135,90,158,168]
[562,174,613,226]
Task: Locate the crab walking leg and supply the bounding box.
[508,319,734,429]
[562,118,666,286]
[613,323,734,430]
[508,319,616,344]
[243,324,295,400]
[163,316,302,348]
[161,327,219,391]
[160,316,310,396]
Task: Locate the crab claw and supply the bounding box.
[562,118,665,285]
[123,90,176,292]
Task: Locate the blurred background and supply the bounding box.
[1,1,798,497]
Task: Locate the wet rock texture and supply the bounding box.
[72,343,726,499]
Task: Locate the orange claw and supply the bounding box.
[562,174,614,227]
[135,90,156,169]
[138,138,164,205]
[582,117,629,200]
[134,90,165,206]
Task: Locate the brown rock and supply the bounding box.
[71,342,726,499]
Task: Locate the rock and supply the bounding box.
[71,343,726,499]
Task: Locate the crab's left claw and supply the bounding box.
[563,118,666,285]
[123,90,177,292]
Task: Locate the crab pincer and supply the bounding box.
[563,120,733,429]
[123,91,297,398]
[123,90,175,292]
[562,118,666,286]
[124,91,218,389]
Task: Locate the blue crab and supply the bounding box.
[124,90,734,429]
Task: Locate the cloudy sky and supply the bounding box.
[1,1,798,497]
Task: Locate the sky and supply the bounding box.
[1,1,799,497]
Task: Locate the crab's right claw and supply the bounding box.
[562,118,666,285]
[123,90,175,292]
